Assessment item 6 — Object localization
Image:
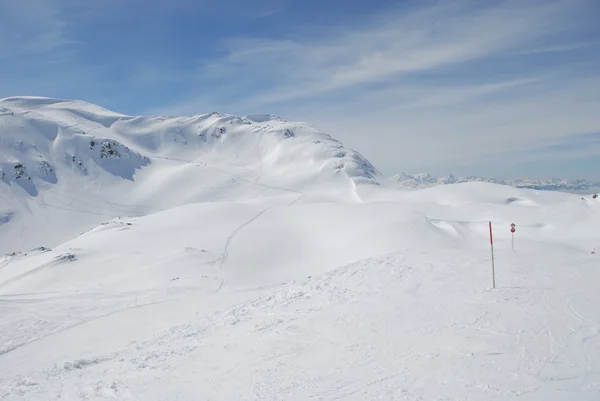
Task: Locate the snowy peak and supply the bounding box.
[0,97,381,253]
[0,97,380,198]
[391,172,600,193]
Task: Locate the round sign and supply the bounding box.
[511,228,516,233]
[510,223,516,228]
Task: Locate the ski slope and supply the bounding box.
[1,98,599,400]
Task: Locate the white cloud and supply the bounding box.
[145,0,600,176]
[173,0,594,109]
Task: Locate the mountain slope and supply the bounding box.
[1,182,600,400]
[0,96,378,254]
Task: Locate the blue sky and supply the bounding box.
[1,0,600,180]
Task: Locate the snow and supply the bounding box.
[1,98,600,400]
[391,172,600,193]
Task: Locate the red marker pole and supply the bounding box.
[511,223,516,251]
[489,221,495,289]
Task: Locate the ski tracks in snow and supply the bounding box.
[0,299,166,358]
[565,293,600,368]
[215,193,303,292]
[0,255,12,272]
[215,207,272,292]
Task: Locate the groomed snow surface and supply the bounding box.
[1,97,599,400]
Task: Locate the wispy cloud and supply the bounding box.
[156,0,600,178]
[165,0,595,110]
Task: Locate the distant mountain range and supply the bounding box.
[390,173,600,193]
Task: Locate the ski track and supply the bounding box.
[215,207,273,292]
[0,255,12,272]
[44,187,158,216]
[287,194,304,207]
[0,260,57,291]
[153,155,303,197]
[0,300,167,358]
[215,190,303,291]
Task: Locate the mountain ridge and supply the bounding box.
[0,96,380,191]
[0,96,379,253]
[391,172,600,193]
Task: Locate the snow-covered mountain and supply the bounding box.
[391,172,600,193]
[0,96,378,254]
[2,97,600,400]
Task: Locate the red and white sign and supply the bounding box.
[510,223,516,233]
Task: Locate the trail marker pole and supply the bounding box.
[489,221,495,289]
[510,223,516,251]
